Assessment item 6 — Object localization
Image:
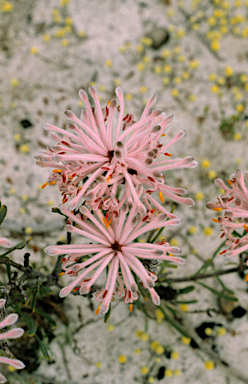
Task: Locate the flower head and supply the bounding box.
[207,169,248,261]
[36,87,197,214]
[0,299,25,383]
[0,238,13,249]
[45,205,184,314]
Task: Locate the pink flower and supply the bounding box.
[36,86,197,214]
[45,205,184,314]
[0,299,25,383]
[207,169,248,262]
[0,238,13,249]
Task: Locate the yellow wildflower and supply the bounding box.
[188,226,197,235]
[140,86,147,93]
[163,64,172,73]
[165,369,173,377]
[189,60,200,69]
[209,73,216,81]
[211,85,220,93]
[204,360,215,370]
[141,366,149,375]
[201,159,211,169]
[208,170,217,179]
[11,78,19,87]
[181,336,191,344]
[107,324,115,332]
[211,40,220,51]
[125,93,133,101]
[179,304,188,311]
[30,47,38,55]
[161,49,170,58]
[234,132,242,141]
[217,327,227,336]
[155,345,164,355]
[208,17,217,26]
[203,227,213,236]
[162,77,170,85]
[174,369,181,376]
[105,59,113,67]
[195,192,204,201]
[236,104,244,113]
[20,144,30,154]
[171,351,179,359]
[1,1,13,12]
[171,89,179,97]
[118,355,127,364]
[43,34,51,42]
[217,77,225,85]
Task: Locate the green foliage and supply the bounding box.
[178,286,195,294]
[159,306,191,338]
[219,114,240,139]
[197,282,238,302]
[13,306,37,337]
[0,204,7,226]
[0,237,32,258]
[34,334,50,359]
[104,304,111,323]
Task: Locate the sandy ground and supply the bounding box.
[0,0,248,383]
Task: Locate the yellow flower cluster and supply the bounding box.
[40,6,86,47]
[185,0,248,52]
[209,67,248,115]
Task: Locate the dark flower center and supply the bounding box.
[127,168,137,175]
[112,242,121,251]
[108,150,115,160]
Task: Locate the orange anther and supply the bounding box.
[49,181,57,185]
[244,224,248,232]
[106,219,111,228]
[52,169,62,173]
[96,305,101,315]
[219,250,227,255]
[164,152,172,157]
[213,207,222,211]
[227,180,232,186]
[108,100,110,105]
[41,181,49,189]
[245,274,248,282]
[161,134,166,137]
[129,304,133,312]
[212,218,218,223]
[58,272,65,276]
[159,191,164,203]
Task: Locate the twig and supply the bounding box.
[59,342,72,381]
[162,265,247,283]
